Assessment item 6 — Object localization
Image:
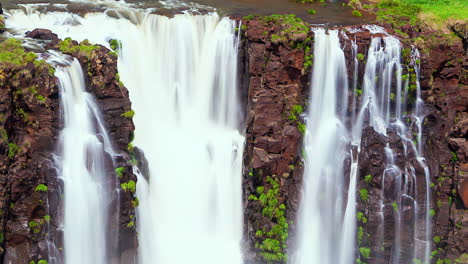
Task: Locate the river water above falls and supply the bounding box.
[1,1,434,263]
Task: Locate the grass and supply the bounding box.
[371,0,467,31]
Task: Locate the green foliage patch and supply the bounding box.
[250,176,288,262]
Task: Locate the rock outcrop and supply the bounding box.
[0,38,60,264]
[240,15,309,263]
[45,37,138,263]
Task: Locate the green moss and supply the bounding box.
[357,53,365,61]
[34,184,48,192]
[28,220,41,234]
[392,202,399,212]
[121,110,135,119]
[433,235,441,244]
[43,215,51,223]
[38,260,48,264]
[115,167,125,178]
[352,10,363,17]
[360,247,371,259]
[359,188,369,202]
[121,180,136,193]
[7,143,20,159]
[108,39,122,51]
[127,220,135,228]
[308,9,317,15]
[250,176,288,262]
[59,38,98,57]
[364,174,372,184]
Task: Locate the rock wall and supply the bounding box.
[419,34,468,262]
[0,38,60,264]
[240,15,310,263]
[45,36,139,263]
[0,31,138,263]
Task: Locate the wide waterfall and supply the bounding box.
[2,2,442,264]
[117,14,245,264]
[6,5,244,264]
[51,55,116,264]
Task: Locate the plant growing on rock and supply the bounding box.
[249,176,288,262]
[121,180,136,193]
[34,184,48,192]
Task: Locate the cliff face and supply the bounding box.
[241,15,309,263]
[420,37,468,261]
[241,17,467,264]
[0,30,138,263]
[0,39,60,264]
[44,37,139,263]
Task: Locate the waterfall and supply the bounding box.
[50,54,116,264]
[291,28,352,264]
[116,14,245,264]
[6,6,244,264]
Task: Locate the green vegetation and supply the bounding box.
[127,220,135,228]
[28,220,41,234]
[115,167,125,178]
[121,110,135,119]
[433,235,441,244]
[450,151,458,164]
[59,38,98,57]
[368,0,467,32]
[249,176,288,262]
[357,53,365,61]
[43,215,51,223]
[0,39,46,67]
[38,260,48,264]
[109,39,122,51]
[364,174,372,184]
[121,180,136,193]
[8,143,20,159]
[359,188,369,202]
[356,212,368,223]
[360,247,371,259]
[392,202,399,212]
[352,10,363,17]
[307,9,317,15]
[34,184,48,192]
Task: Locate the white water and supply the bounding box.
[6,5,244,264]
[291,28,352,264]
[50,54,116,264]
[117,14,245,264]
[352,32,431,264]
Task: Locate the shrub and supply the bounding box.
[34,184,48,192]
[352,10,363,17]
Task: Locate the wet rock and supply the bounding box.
[25,29,59,41]
[242,17,308,264]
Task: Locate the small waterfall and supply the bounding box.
[352,32,431,264]
[51,55,116,264]
[291,28,352,264]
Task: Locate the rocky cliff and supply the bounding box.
[0,29,138,263]
[240,15,467,264]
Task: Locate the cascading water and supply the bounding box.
[293,26,431,264]
[50,54,116,264]
[116,14,245,264]
[291,28,352,264]
[6,5,245,264]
